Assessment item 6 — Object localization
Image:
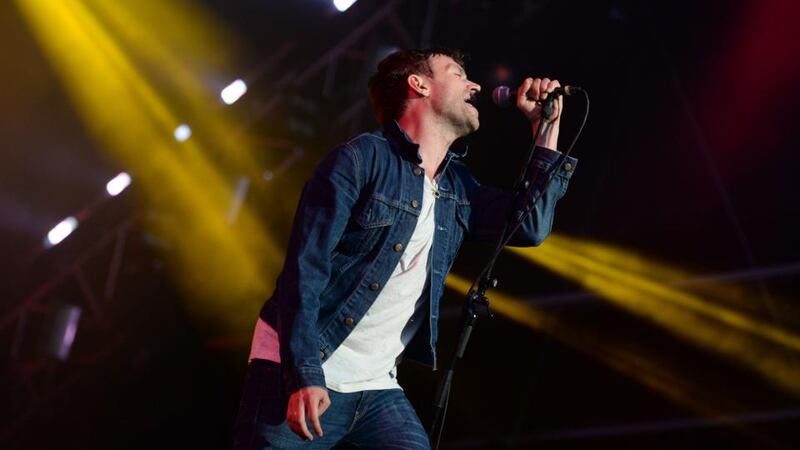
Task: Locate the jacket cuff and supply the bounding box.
[532,146,578,181]
[284,365,326,393]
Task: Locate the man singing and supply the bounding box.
[234,48,577,449]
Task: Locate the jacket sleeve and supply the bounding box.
[462,146,576,246]
[276,143,362,393]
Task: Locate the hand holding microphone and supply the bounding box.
[492,83,582,108]
[492,77,582,149]
[492,77,582,125]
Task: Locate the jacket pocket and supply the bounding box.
[354,195,400,229]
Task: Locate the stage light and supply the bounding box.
[174,124,192,142]
[45,216,78,248]
[47,305,82,360]
[17,0,286,334]
[333,0,357,12]
[220,79,247,105]
[106,172,131,196]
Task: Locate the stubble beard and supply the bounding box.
[430,94,480,139]
[460,103,480,136]
[446,102,479,138]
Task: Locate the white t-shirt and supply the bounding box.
[248,174,438,393]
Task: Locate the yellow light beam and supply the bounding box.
[507,238,800,396]
[521,241,800,351]
[84,0,264,173]
[544,233,760,314]
[445,273,791,448]
[445,274,741,417]
[16,0,284,332]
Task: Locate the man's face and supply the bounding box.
[425,55,481,136]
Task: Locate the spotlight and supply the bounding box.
[45,216,78,248]
[174,124,192,142]
[220,79,247,105]
[333,0,357,12]
[106,172,132,196]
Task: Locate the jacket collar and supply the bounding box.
[383,120,469,164]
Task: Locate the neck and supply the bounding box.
[397,110,458,179]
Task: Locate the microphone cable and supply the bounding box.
[431,88,590,450]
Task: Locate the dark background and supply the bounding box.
[2,0,799,449]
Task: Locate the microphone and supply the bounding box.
[492,85,583,108]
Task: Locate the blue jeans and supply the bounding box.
[234,359,430,449]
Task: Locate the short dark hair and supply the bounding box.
[368,48,466,124]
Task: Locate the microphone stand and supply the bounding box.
[428,95,578,449]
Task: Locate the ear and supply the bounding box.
[407,73,430,98]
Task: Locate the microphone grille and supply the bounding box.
[492,86,513,108]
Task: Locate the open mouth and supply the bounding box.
[464,94,478,110]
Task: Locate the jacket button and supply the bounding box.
[563,162,573,171]
[411,199,419,208]
[393,243,404,252]
[413,167,423,176]
[320,351,325,359]
[369,282,380,291]
[344,317,354,326]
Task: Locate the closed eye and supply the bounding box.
[451,69,467,80]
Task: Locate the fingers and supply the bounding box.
[287,387,330,441]
[536,78,561,99]
[518,77,562,101]
[318,390,332,416]
[311,390,331,437]
[517,77,534,105]
[537,78,563,120]
[287,392,313,441]
[546,78,561,96]
[308,395,324,438]
[516,76,565,123]
[298,401,314,440]
[537,78,550,100]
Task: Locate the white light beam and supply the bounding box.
[333,0,358,13]
[174,124,192,142]
[221,79,247,105]
[106,172,132,196]
[45,216,78,248]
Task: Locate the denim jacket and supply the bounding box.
[259,121,577,393]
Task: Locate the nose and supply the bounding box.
[470,81,481,93]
